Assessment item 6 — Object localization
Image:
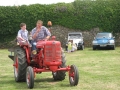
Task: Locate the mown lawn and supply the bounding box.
[0,48,120,90]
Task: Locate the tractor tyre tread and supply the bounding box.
[14,46,27,82]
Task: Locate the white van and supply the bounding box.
[66,32,84,50]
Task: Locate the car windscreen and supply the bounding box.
[69,34,81,39]
[96,33,112,38]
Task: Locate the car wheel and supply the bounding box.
[77,47,81,50]
[93,45,96,50]
[111,45,115,50]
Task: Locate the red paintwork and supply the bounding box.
[18,41,31,64]
[35,40,62,71]
[23,46,31,64]
[33,66,71,73]
[14,38,72,78]
[13,57,18,69]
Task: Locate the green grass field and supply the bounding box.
[0,48,120,90]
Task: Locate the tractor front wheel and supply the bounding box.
[69,65,79,86]
[26,66,34,89]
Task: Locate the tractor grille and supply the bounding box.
[44,41,61,62]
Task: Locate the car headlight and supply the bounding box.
[93,41,97,44]
[109,40,114,43]
[79,39,82,43]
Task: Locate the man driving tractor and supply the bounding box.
[31,20,51,54]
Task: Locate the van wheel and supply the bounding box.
[81,45,84,50]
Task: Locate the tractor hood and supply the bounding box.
[36,41,61,48]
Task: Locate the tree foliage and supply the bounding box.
[0,0,120,42]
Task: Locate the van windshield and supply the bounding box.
[69,34,81,39]
[96,33,112,38]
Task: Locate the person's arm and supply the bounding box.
[26,30,29,41]
[45,36,50,40]
[28,31,33,40]
[44,26,51,40]
[32,28,39,40]
[32,32,38,39]
[17,30,25,41]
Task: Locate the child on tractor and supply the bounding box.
[17,23,28,43]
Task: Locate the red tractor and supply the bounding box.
[8,36,79,89]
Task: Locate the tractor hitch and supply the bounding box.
[8,55,14,61]
[8,47,15,61]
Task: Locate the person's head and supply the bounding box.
[36,20,43,28]
[20,23,26,30]
[68,41,71,44]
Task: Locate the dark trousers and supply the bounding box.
[31,41,37,51]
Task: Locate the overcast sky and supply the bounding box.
[0,0,74,6]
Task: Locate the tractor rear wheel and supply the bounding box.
[52,51,66,81]
[69,65,79,86]
[14,46,27,82]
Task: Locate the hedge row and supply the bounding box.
[0,0,120,43]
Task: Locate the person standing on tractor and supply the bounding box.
[31,20,51,54]
[17,23,28,44]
